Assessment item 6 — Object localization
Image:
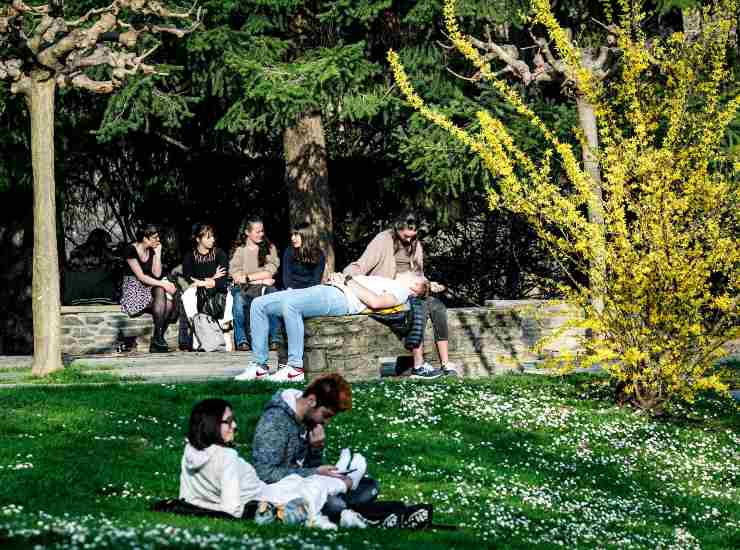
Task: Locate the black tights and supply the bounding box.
[149,287,178,339]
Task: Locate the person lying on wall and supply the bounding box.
[233,271,429,382]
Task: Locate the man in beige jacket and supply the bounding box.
[343,211,459,378]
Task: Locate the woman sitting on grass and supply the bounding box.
[179,398,368,529]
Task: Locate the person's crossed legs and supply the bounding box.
[250,285,350,370]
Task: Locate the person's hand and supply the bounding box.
[264,277,275,286]
[162,281,177,294]
[233,274,246,285]
[205,278,216,289]
[328,273,345,286]
[430,281,446,293]
[152,242,162,255]
[213,266,227,279]
[308,424,326,448]
[317,465,341,477]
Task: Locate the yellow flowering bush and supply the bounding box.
[388,0,739,412]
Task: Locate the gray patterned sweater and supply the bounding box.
[251,389,324,483]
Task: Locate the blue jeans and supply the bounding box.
[231,286,279,346]
[250,285,349,367]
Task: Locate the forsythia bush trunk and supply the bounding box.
[388,0,740,412]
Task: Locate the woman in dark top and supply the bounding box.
[120,224,178,352]
[182,223,229,294]
[282,223,326,290]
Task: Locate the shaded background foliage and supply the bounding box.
[0,0,737,353]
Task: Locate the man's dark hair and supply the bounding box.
[303,373,352,412]
[187,398,233,450]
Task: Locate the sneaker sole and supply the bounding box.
[410,373,443,379]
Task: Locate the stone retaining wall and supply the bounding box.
[293,300,584,381]
[61,305,177,355]
[60,300,583,374]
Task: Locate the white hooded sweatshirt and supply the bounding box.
[179,443,265,517]
[179,442,344,519]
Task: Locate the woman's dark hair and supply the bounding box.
[291,222,322,264]
[391,210,419,268]
[303,373,352,413]
[187,398,233,450]
[231,218,272,267]
[135,224,159,243]
[191,222,216,248]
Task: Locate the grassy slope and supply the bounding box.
[0,375,738,549]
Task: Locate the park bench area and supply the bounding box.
[59,300,583,381]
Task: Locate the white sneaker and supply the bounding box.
[442,361,460,376]
[308,514,337,530]
[269,364,305,383]
[347,453,367,490]
[336,448,352,472]
[339,509,368,529]
[234,362,271,381]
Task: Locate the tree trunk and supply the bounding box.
[575,95,605,314]
[283,113,335,275]
[26,74,64,376]
[682,7,702,40]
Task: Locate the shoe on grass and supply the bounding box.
[441,361,459,376]
[234,362,270,381]
[347,453,367,490]
[307,514,337,530]
[339,509,368,529]
[410,362,443,379]
[336,448,352,472]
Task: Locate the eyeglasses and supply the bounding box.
[221,416,237,427]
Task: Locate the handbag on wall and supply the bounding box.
[240,283,270,299]
[196,287,227,319]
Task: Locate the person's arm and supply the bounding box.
[246,244,280,282]
[252,410,319,483]
[229,247,246,284]
[415,241,425,276]
[282,248,293,289]
[330,273,401,310]
[213,250,229,291]
[342,233,385,276]
[220,452,245,518]
[151,244,163,278]
[125,257,173,290]
[311,252,326,286]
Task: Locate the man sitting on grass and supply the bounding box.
[234,271,429,382]
[251,373,376,527]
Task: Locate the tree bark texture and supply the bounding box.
[27,73,64,376]
[283,114,335,275]
[576,95,605,314]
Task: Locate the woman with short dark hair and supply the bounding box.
[120,224,178,352]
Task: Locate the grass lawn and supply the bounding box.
[0,374,738,549]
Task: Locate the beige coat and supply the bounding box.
[343,229,424,278]
[229,243,279,280]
